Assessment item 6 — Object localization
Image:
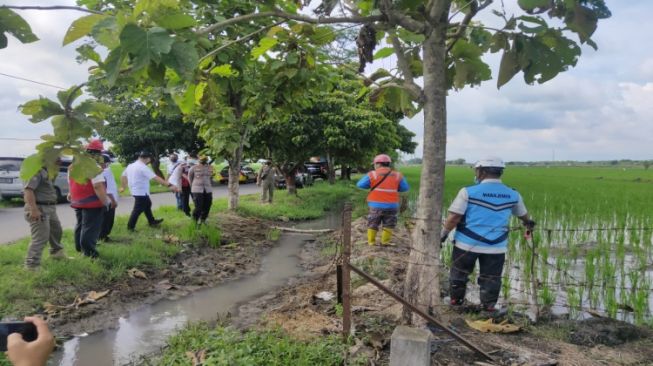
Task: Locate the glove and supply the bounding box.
[524,219,536,230]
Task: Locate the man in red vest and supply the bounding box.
[356,154,410,246]
[68,139,109,258]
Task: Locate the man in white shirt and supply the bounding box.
[120,151,178,231]
[99,154,118,241]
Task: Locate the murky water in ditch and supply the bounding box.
[49,210,342,366]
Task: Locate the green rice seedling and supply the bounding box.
[566,286,581,319]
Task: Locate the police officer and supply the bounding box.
[188,155,213,224]
[441,157,535,313]
[356,154,409,246]
[22,161,67,269]
[257,160,278,204]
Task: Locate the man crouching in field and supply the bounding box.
[441,157,535,314]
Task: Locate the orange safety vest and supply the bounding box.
[366,168,403,204]
[69,178,104,209]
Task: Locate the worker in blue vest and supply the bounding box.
[441,157,535,313]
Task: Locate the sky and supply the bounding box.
[0,1,651,162]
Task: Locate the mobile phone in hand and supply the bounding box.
[0,322,38,352]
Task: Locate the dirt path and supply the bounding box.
[232,218,653,366]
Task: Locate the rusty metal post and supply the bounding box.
[336,264,343,304]
[342,202,352,339]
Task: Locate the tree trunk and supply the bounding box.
[285,172,297,195]
[227,145,243,210]
[326,152,336,185]
[402,11,450,326]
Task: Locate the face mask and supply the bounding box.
[188,159,198,165]
[473,176,480,184]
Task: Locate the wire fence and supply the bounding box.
[332,215,653,323]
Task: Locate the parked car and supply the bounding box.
[275,171,313,189]
[304,161,328,180]
[0,157,71,203]
[218,165,257,184]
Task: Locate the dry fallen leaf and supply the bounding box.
[185,350,207,366]
[465,318,520,334]
[73,290,111,308]
[128,268,148,279]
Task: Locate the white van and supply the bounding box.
[0,157,70,203]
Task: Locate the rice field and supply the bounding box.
[400,164,653,324]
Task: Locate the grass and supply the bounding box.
[236,180,366,221]
[154,323,355,366]
[0,205,215,317]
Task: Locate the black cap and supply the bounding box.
[139,151,152,158]
[102,154,112,163]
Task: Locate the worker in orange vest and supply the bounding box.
[356,154,409,245]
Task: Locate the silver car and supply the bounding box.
[0,157,70,203]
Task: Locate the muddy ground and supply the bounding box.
[46,212,276,338]
[235,217,653,366]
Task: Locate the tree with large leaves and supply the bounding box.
[5,0,610,326]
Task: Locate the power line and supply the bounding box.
[0,137,42,141]
[0,72,66,90]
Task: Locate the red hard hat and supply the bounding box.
[373,154,392,164]
[86,139,104,152]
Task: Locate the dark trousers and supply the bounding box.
[449,246,505,309]
[175,192,183,210]
[99,206,115,240]
[74,207,103,258]
[192,192,212,222]
[128,195,156,230]
[181,185,191,216]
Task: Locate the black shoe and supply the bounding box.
[149,219,164,227]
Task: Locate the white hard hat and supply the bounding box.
[474,157,505,169]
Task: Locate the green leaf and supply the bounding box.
[373,47,394,60]
[161,41,198,79]
[103,46,125,86]
[195,81,207,105]
[0,34,7,48]
[69,155,102,183]
[210,64,238,77]
[63,14,106,46]
[172,83,196,114]
[566,5,598,43]
[517,0,550,12]
[91,16,121,48]
[251,37,278,59]
[19,154,43,181]
[19,97,64,123]
[76,44,101,63]
[120,24,174,70]
[0,8,39,46]
[490,32,509,53]
[154,11,196,29]
[57,86,83,108]
[497,48,520,88]
[397,28,424,43]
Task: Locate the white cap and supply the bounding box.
[474,157,505,168]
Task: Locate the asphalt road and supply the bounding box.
[0,184,260,245]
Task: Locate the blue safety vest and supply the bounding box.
[454,182,519,251]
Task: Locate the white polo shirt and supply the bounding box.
[103,167,119,201]
[122,160,156,196]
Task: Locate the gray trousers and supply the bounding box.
[24,204,63,266]
[261,180,274,203]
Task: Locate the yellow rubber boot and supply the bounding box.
[367,229,378,246]
[381,228,394,245]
